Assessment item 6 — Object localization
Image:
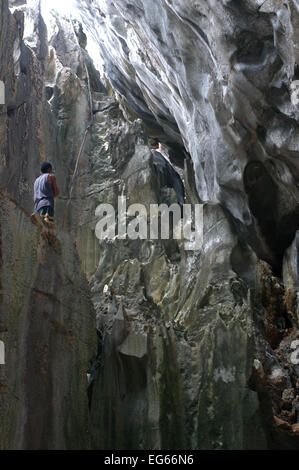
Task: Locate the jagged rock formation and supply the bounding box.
[77,0,299,270]
[0,0,299,450]
[0,0,97,449]
[76,0,299,450]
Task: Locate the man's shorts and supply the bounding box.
[38,206,54,222]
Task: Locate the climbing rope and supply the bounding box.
[1,18,94,232]
[62,18,94,230]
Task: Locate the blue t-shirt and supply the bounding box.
[34,173,54,212]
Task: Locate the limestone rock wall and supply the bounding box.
[0,196,96,449]
[0,0,299,450]
[76,0,299,450]
[77,0,299,271]
[0,0,97,449]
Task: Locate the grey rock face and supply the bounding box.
[77,0,299,270]
[75,0,299,449]
[0,0,97,449]
[0,198,96,450]
[0,0,299,450]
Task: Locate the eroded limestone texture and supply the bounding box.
[77,0,299,270]
[0,0,97,449]
[74,0,299,449]
[0,0,299,450]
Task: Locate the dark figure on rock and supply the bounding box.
[34,162,60,226]
[150,139,185,205]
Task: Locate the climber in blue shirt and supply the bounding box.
[34,162,60,224]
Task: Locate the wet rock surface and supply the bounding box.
[0,0,298,450]
[75,0,299,449]
[77,0,299,269]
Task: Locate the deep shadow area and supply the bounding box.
[244,160,299,275]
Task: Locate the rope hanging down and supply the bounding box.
[62,18,94,230]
